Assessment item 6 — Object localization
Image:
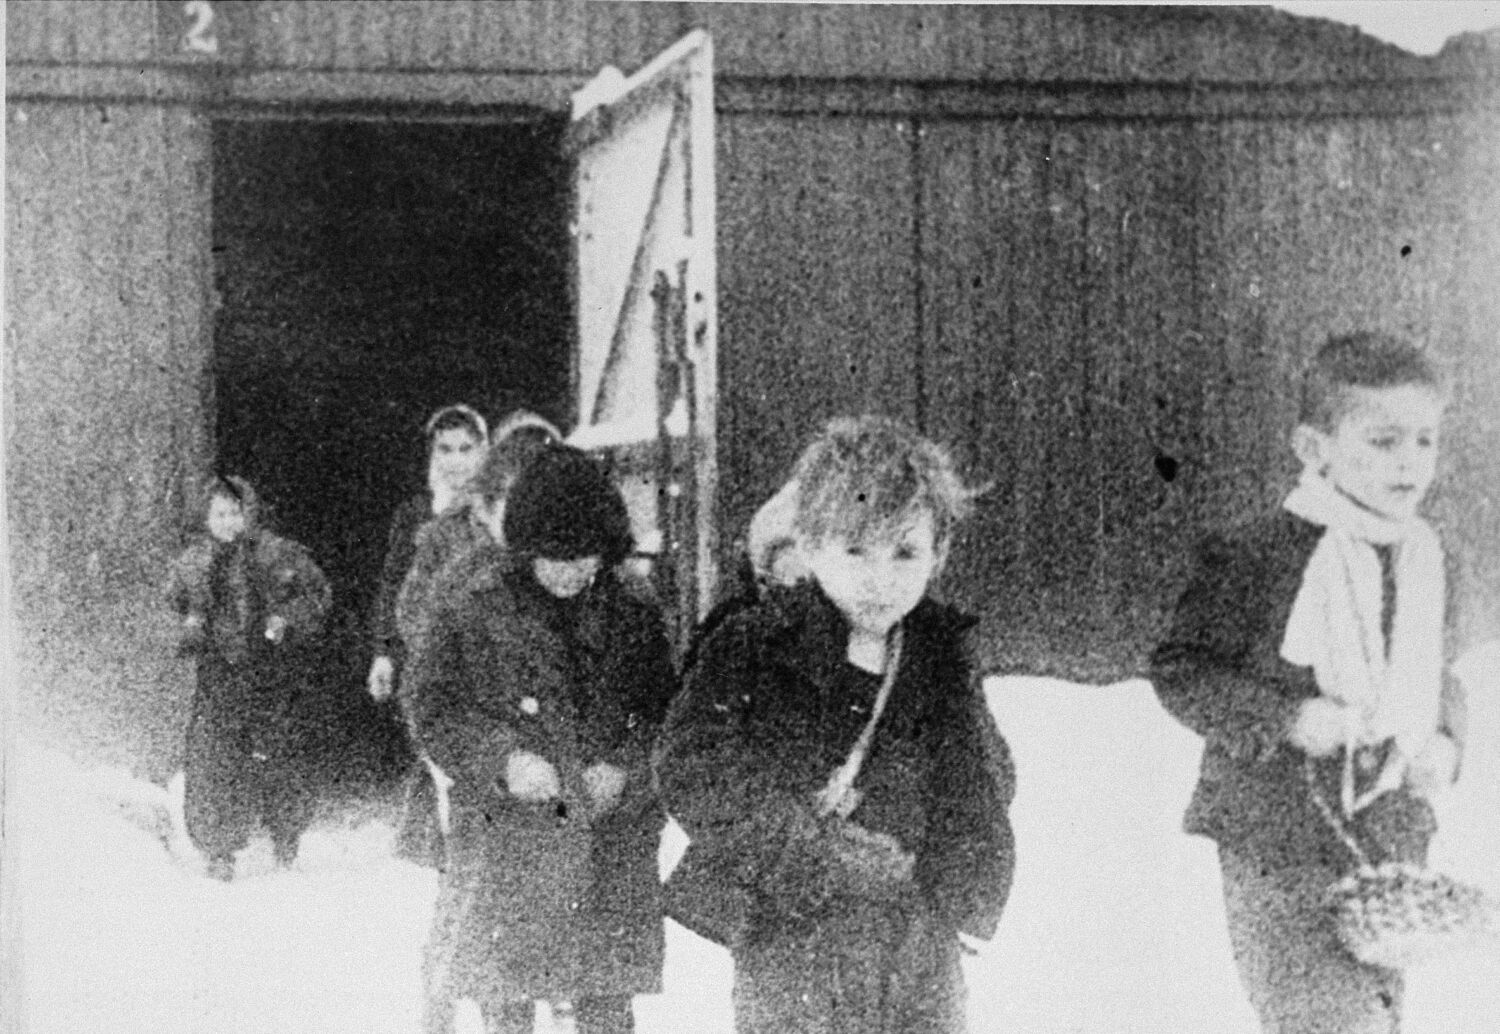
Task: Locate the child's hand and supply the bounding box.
[1289,697,1350,757]
[583,762,628,814]
[505,751,562,803]
[264,615,288,643]
[1406,734,1459,799]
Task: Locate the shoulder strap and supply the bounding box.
[1303,756,1375,872]
[820,625,905,808]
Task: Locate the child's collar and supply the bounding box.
[760,581,973,690]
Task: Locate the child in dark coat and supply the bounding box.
[391,411,561,863]
[367,403,489,865]
[167,475,331,879]
[657,415,1016,1034]
[1151,332,1466,1034]
[367,403,490,703]
[406,444,676,1034]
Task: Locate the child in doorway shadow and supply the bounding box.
[167,474,331,879]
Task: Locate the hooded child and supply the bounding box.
[167,474,331,879]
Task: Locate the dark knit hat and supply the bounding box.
[502,445,633,563]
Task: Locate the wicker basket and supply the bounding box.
[1326,860,1500,970]
[1308,758,1500,970]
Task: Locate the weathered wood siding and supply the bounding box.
[4,2,1450,83]
[5,100,212,603]
[5,98,212,768]
[715,113,922,533]
[7,2,1499,697]
[914,110,1499,672]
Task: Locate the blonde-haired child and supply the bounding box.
[658,415,1015,1034]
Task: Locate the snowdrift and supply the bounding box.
[6,655,1494,1033]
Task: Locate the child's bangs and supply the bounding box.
[799,463,931,546]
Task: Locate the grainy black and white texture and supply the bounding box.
[4,4,1499,1033]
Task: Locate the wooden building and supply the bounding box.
[7,2,1499,772]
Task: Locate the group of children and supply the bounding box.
[167,329,1470,1034]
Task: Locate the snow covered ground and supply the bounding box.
[6,661,1495,1033]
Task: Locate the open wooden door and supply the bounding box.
[566,30,718,654]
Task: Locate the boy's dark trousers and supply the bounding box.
[732,901,965,1034]
[1219,847,1402,1034]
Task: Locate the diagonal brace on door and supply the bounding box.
[590,91,688,428]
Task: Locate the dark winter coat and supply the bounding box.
[167,525,331,857]
[406,544,676,1004]
[394,510,489,687]
[372,494,439,670]
[656,583,1015,1034]
[169,529,330,666]
[1150,510,1467,871]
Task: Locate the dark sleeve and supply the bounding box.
[394,518,451,659]
[263,537,332,640]
[1149,531,1309,759]
[372,498,425,662]
[916,647,1017,941]
[601,598,680,818]
[405,600,521,793]
[657,617,807,841]
[656,617,881,910]
[680,565,761,676]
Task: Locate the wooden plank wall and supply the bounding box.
[5,98,212,769]
[7,2,1498,688]
[714,113,922,536]
[6,2,1443,83]
[913,110,1498,674]
[709,102,1500,678]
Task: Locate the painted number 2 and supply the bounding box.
[183,0,218,55]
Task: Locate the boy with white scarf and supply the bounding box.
[1152,332,1466,1034]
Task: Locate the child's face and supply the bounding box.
[206,494,246,543]
[803,509,942,639]
[1301,384,1443,522]
[533,555,602,599]
[430,427,485,491]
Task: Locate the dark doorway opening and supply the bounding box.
[211,116,573,793]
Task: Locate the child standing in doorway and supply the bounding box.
[368,403,489,865]
[168,475,331,879]
[1151,332,1466,1034]
[368,403,490,704]
[390,410,562,864]
[657,415,1016,1034]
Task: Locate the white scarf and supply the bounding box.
[1280,469,1446,805]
